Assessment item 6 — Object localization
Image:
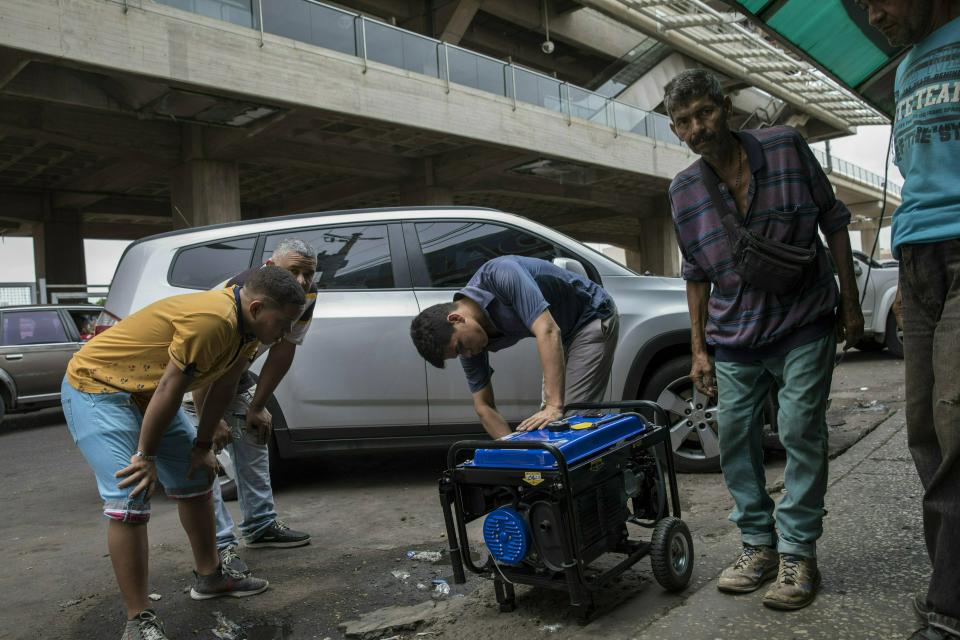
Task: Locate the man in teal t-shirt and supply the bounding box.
[863,2,960,639]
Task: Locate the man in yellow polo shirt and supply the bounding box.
[61,266,305,640]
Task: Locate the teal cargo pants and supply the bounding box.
[714,332,836,558]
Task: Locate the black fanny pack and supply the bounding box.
[700,159,817,295]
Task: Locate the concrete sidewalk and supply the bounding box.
[630,409,929,640]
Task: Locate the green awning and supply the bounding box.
[729,0,907,119]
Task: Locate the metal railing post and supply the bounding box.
[257,0,265,48]
[609,99,619,138]
[443,42,451,94]
[360,16,368,74]
[562,82,571,126]
[509,62,517,111]
[38,278,47,305]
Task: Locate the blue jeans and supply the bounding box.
[715,332,836,558]
[185,392,277,549]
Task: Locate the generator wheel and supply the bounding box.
[575,603,595,626]
[651,517,694,592]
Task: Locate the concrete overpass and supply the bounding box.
[0,0,899,289]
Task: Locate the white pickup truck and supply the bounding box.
[849,250,902,358]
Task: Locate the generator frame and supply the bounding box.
[438,401,683,621]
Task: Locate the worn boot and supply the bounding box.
[717,544,778,593]
[762,554,821,610]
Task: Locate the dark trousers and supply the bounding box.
[901,240,960,629]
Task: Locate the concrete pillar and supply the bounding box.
[398,183,453,205]
[624,214,679,277]
[398,158,454,205]
[32,222,46,285]
[35,207,86,286]
[860,225,880,260]
[170,159,241,229]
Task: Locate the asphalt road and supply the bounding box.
[0,349,909,640]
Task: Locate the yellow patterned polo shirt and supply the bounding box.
[66,288,258,397]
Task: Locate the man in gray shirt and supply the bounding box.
[410,256,618,438]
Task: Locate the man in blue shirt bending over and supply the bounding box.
[861,1,960,638]
[410,256,618,439]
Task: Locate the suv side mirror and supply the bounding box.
[552,257,588,279]
[854,262,864,277]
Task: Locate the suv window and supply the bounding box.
[414,221,561,287]
[169,237,256,289]
[262,225,394,289]
[1,310,69,345]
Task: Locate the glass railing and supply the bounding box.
[156,0,682,146]
[157,0,255,27]
[811,148,901,197]
[156,0,898,198]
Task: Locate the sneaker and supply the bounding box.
[246,519,311,548]
[762,554,821,611]
[219,544,250,576]
[717,544,778,593]
[121,609,167,640]
[189,564,269,600]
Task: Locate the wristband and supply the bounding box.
[193,438,214,451]
[134,450,157,461]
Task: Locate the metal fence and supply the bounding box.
[0,280,109,306]
[0,283,36,307]
[41,281,110,305]
[811,148,901,197]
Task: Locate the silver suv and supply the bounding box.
[100,207,732,472]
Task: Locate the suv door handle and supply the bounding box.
[5,354,23,360]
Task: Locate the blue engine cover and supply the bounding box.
[466,413,648,471]
[483,507,530,565]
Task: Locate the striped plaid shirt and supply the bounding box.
[669,126,850,357]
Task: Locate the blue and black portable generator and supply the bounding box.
[439,401,693,622]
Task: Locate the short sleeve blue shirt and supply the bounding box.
[455,256,614,393]
[891,15,960,257]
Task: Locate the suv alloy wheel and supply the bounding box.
[642,356,778,473]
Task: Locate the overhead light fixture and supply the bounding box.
[510,158,598,185]
[225,106,278,127]
[147,89,282,127]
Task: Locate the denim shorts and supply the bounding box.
[61,377,213,522]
